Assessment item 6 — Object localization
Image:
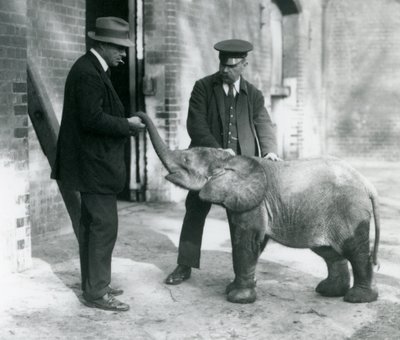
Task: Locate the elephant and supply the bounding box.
[134,111,380,304]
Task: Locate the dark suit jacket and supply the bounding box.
[187,72,276,157]
[51,51,131,194]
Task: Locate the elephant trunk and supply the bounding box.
[134,111,178,173]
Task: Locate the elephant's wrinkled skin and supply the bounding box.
[135,111,380,304]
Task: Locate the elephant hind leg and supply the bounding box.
[312,246,350,297]
[342,221,378,303]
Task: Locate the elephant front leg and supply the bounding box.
[226,210,267,304]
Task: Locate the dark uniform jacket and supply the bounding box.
[187,72,276,157]
[51,51,130,194]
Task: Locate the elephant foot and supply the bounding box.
[344,285,378,303]
[227,288,257,304]
[225,279,257,295]
[225,281,237,294]
[315,277,350,297]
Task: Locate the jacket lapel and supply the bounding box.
[101,71,125,115]
[87,52,125,115]
[236,78,259,156]
[212,74,226,132]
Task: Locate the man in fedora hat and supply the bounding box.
[52,16,144,312]
[165,39,280,285]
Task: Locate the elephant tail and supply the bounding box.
[368,185,380,267]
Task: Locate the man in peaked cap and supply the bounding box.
[214,39,254,67]
[165,39,280,286]
[52,17,145,312]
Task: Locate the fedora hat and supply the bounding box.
[88,17,134,47]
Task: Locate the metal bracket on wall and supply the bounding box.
[142,75,157,96]
[259,4,266,29]
[270,85,291,97]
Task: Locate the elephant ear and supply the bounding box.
[199,156,267,212]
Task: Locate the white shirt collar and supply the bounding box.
[90,48,109,72]
[222,77,241,97]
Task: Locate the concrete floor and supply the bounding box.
[1,161,399,339]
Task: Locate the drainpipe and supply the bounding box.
[321,0,331,154]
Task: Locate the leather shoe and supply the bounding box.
[165,265,191,285]
[82,293,129,312]
[107,286,123,296]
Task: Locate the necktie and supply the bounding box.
[226,83,236,151]
[227,83,235,110]
[228,84,234,99]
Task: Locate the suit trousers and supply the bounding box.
[177,191,211,268]
[79,192,118,300]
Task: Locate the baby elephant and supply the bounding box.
[167,148,379,303]
[135,111,380,304]
[196,153,380,304]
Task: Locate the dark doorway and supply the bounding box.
[86,0,146,201]
[86,0,131,112]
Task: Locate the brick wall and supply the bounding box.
[325,0,400,160]
[27,0,86,237]
[0,0,31,272]
[142,0,173,201]
[0,0,86,271]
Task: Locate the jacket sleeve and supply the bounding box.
[253,90,277,156]
[76,73,130,137]
[186,80,221,148]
